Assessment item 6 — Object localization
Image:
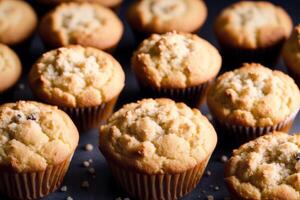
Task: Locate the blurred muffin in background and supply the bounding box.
[214,1,292,68]
[132,32,221,108]
[39,2,123,53]
[282,24,300,87]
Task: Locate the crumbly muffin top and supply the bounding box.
[0,101,79,173]
[215,1,292,49]
[0,0,37,45]
[283,24,300,74]
[132,32,221,88]
[38,0,122,8]
[127,0,207,34]
[0,44,22,93]
[29,46,125,108]
[225,132,300,200]
[40,2,123,50]
[99,98,217,174]
[207,63,300,127]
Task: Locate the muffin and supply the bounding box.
[132,32,222,107]
[214,1,292,67]
[29,45,125,131]
[99,98,217,200]
[0,44,22,102]
[225,132,300,200]
[282,24,300,87]
[207,63,300,144]
[39,2,123,52]
[127,0,207,43]
[0,101,79,200]
[0,0,37,46]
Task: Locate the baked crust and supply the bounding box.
[207,63,300,127]
[39,2,123,51]
[0,101,79,173]
[99,98,217,174]
[225,132,300,200]
[132,32,221,88]
[0,44,22,93]
[283,24,300,75]
[37,0,122,8]
[29,45,125,108]
[214,1,292,49]
[0,0,37,45]
[127,0,207,34]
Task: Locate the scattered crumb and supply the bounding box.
[220,155,228,163]
[81,181,90,189]
[18,83,25,90]
[88,167,96,175]
[82,161,90,168]
[205,114,213,121]
[209,185,214,188]
[214,186,220,191]
[88,158,93,163]
[201,189,206,194]
[60,185,67,192]
[66,197,73,200]
[207,195,214,200]
[205,170,212,176]
[124,198,130,200]
[85,144,94,151]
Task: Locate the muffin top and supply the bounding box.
[29,45,125,108]
[37,0,122,8]
[0,44,22,93]
[39,2,123,51]
[0,101,79,173]
[214,1,292,49]
[225,132,300,200]
[132,32,222,88]
[127,0,207,34]
[283,24,300,74]
[207,63,300,127]
[99,98,217,174]
[0,0,37,45]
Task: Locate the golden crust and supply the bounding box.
[29,45,125,108]
[132,32,222,88]
[0,101,79,173]
[39,2,123,51]
[127,0,207,34]
[0,44,21,93]
[283,24,300,75]
[0,0,37,45]
[37,0,122,8]
[207,63,300,127]
[225,132,300,200]
[99,98,217,174]
[214,1,292,49]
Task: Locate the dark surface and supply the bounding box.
[1,0,300,199]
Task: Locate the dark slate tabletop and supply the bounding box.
[1,0,300,199]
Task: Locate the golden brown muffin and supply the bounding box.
[39,2,123,52]
[127,0,207,34]
[37,0,122,9]
[132,32,222,107]
[207,63,300,143]
[0,101,79,200]
[282,24,300,86]
[100,98,217,199]
[214,1,292,67]
[0,44,22,93]
[225,132,300,200]
[29,45,125,130]
[0,0,37,45]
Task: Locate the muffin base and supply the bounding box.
[0,157,72,200]
[108,157,210,200]
[214,110,298,145]
[61,97,118,131]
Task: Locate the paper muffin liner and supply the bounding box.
[214,110,298,145]
[60,97,118,131]
[138,80,211,108]
[107,157,210,200]
[0,157,72,200]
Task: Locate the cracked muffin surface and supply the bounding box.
[127,0,207,34]
[0,101,79,173]
[37,0,122,8]
[29,45,125,108]
[214,1,292,49]
[225,132,300,200]
[39,2,123,51]
[99,98,217,174]
[132,32,221,88]
[207,63,300,127]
